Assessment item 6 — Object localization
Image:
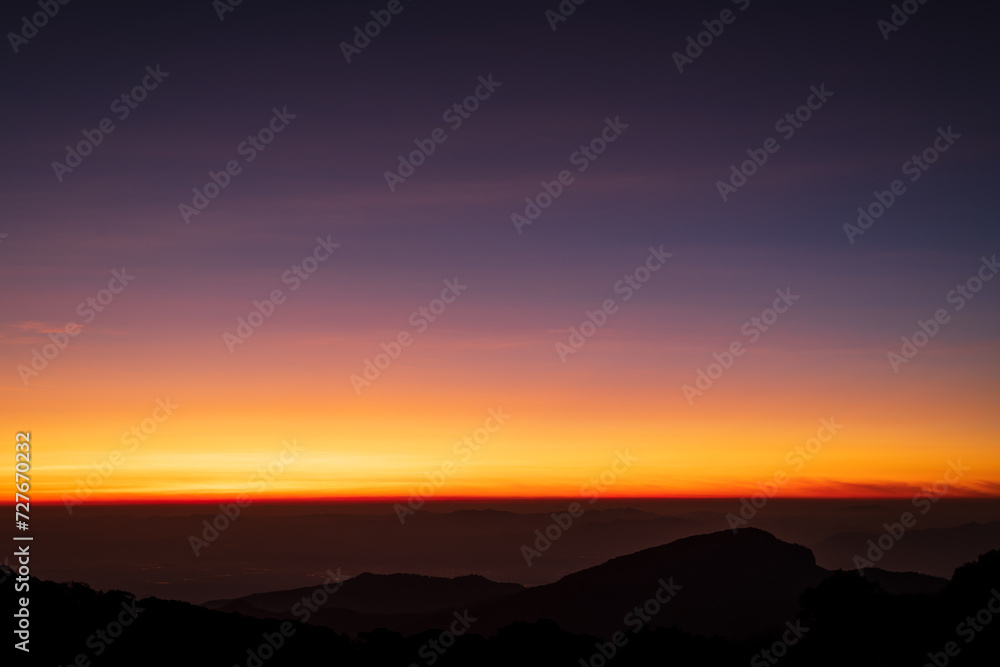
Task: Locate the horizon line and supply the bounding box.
[15,493,1000,507]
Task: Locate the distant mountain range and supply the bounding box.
[32,504,998,603]
[203,528,950,639]
[205,571,524,615]
[8,527,997,666]
[810,521,1000,577]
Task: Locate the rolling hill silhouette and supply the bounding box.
[811,520,1000,576]
[34,502,997,603]
[464,527,825,639]
[207,528,949,639]
[5,529,996,666]
[205,571,523,615]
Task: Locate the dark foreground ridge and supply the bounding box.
[4,529,998,666]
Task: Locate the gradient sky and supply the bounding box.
[2,0,998,503]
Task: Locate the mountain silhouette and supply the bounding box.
[812,520,1000,576]
[205,571,523,615]
[36,503,994,603]
[4,532,997,666]
[461,527,825,638]
[221,528,946,639]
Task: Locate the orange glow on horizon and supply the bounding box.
[6,288,999,505]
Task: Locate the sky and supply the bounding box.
[2,0,998,504]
